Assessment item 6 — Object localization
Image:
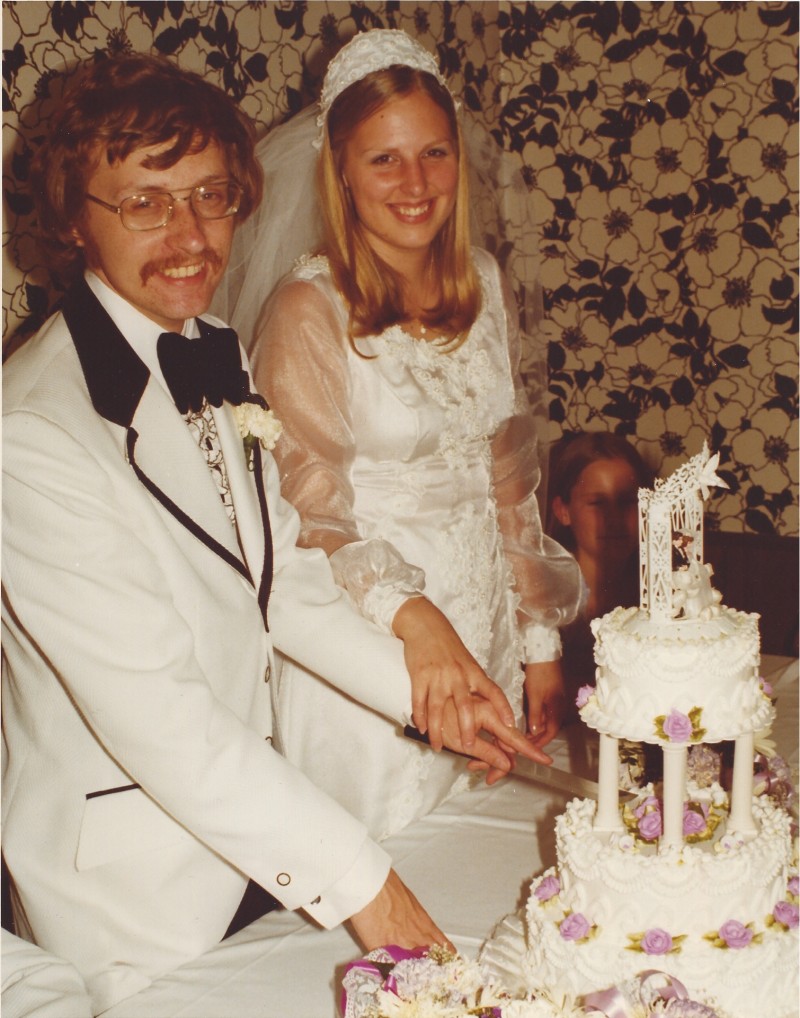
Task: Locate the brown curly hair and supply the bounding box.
[31,52,263,284]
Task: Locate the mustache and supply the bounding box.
[140,249,223,284]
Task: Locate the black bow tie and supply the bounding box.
[157,324,250,415]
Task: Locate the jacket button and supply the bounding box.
[277,873,291,886]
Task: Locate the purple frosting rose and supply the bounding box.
[682,806,708,836]
[576,685,594,709]
[641,927,673,955]
[719,919,753,949]
[559,912,591,942]
[634,795,659,819]
[535,875,561,902]
[638,809,663,841]
[662,709,693,742]
[773,901,799,929]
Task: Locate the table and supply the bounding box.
[97,655,796,1018]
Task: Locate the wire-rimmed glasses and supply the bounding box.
[85,180,243,231]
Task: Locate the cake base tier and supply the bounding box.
[481,909,799,1018]
[479,794,799,1018]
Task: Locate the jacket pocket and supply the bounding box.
[76,784,194,871]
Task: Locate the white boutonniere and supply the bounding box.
[233,396,283,470]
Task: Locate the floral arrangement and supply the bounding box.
[340,945,510,1017]
[340,947,725,1017]
[233,396,283,469]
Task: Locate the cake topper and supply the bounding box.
[638,442,728,622]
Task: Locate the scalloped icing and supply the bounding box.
[582,605,774,743]
[521,796,798,1018]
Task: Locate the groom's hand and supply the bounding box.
[346,868,454,952]
[440,696,553,784]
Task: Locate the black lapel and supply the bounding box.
[62,278,149,429]
[60,279,253,590]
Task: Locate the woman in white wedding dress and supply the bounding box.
[233,31,582,841]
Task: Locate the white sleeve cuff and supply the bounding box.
[523,624,562,664]
[329,540,426,633]
[1,929,94,1018]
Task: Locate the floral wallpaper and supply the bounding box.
[2,1,797,536]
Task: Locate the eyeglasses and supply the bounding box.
[84,180,243,231]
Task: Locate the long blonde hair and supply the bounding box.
[318,66,480,347]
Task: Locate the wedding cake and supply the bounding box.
[483,444,798,1018]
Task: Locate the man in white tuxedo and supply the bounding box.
[2,54,550,1015]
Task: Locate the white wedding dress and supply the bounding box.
[252,247,580,841]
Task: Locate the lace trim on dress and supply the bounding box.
[293,252,330,278]
[329,540,426,633]
[434,502,496,671]
[378,258,511,473]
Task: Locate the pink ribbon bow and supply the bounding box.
[583,970,690,1017]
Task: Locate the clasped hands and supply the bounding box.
[392,596,564,783]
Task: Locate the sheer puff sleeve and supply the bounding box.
[490,268,583,663]
[252,271,426,633]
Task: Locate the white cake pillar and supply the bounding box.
[594,733,623,832]
[661,744,688,849]
[728,731,757,835]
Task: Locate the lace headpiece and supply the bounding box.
[318,29,451,126]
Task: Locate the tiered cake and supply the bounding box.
[484,445,798,1018]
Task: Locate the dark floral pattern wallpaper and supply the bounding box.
[2,1,797,536]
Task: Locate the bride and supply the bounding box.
[224,29,582,841]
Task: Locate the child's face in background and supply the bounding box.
[553,458,639,565]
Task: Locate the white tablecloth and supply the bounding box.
[94,655,796,1018]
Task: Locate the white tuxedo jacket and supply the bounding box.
[2,278,414,1014]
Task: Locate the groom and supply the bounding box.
[1,53,547,1015]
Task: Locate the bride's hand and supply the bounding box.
[391,596,515,753]
[524,659,567,749]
